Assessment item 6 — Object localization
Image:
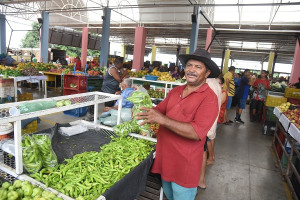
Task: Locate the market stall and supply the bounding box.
[0,91,157,199]
[272,105,300,200]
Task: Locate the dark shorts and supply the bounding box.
[250,99,264,111]
[237,98,247,109]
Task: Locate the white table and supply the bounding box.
[9,76,47,101]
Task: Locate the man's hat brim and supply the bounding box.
[178,54,220,78]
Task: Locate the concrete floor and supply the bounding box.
[196,107,289,200]
[22,86,289,200]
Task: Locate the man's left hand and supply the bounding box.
[135,107,165,126]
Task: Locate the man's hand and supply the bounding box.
[135,107,165,126]
[103,107,111,112]
[115,91,122,95]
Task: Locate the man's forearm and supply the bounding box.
[161,116,199,141]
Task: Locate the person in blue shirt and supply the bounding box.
[103,78,134,112]
[234,69,254,124]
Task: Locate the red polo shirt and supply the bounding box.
[152,83,218,188]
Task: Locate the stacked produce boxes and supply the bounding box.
[0,77,14,103]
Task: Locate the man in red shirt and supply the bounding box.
[136,49,219,200]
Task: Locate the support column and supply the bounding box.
[100,7,111,67]
[40,11,49,63]
[132,27,147,71]
[220,49,225,72]
[121,44,126,62]
[81,27,88,70]
[151,45,156,64]
[186,47,190,54]
[176,45,181,66]
[290,39,300,84]
[0,14,6,54]
[205,28,213,53]
[268,52,275,74]
[223,49,230,74]
[189,6,201,53]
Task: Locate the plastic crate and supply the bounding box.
[17,92,33,102]
[265,107,277,122]
[0,78,14,87]
[284,87,300,99]
[63,75,87,90]
[21,120,38,134]
[63,107,88,117]
[265,95,287,107]
[63,89,86,96]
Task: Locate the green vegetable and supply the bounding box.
[8,186,15,191]
[127,91,153,136]
[22,183,33,196]
[32,188,42,197]
[7,191,18,200]
[0,188,8,200]
[53,198,63,200]
[22,135,42,173]
[16,188,24,198]
[56,100,64,107]
[2,182,11,189]
[32,134,58,168]
[113,120,139,137]
[13,180,22,188]
[31,137,154,200]
[64,100,72,106]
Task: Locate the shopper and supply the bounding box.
[217,77,229,126]
[223,66,236,124]
[74,56,82,71]
[250,70,270,122]
[101,56,129,107]
[199,78,222,190]
[136,48,220,200]
[235,69,254,124]
[103,78,134,111]
[171,66,181,80]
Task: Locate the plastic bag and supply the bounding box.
[32,133,58,168]
[113,120,139,137]
[58,124,88,136]
[110,108,132,122]
[22,135,42,173]
[127,88,152,136]
[0,139,15,156]
[100,115,118,127]
[19,100,57,114]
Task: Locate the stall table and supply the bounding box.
[9,75,47,102]
[42,71,63,90]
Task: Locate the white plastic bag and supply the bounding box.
[58,125,88,136]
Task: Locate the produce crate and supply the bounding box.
[63,89,86,96]
[265,107,277,122]
[0,78,14,87]
[0,97,15,104]
[17,92,33,102]
[0,87,15,98]
[265,95,287,107]
[21,120,38,134]
[63,107,88,117]
[63,75,87,90]
[284,87,300,99]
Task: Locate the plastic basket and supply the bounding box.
[284,87,300,99]
[63,107,88,117]
[63,75,87,90]
[21,120,38,134]
[145,75,159,81]
[17,93,33,102]
[265,95,287,107]
[63,89,86,96]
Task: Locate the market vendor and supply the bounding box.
[103,78,134,112]
[0,53,18,66]
[136,48,220,199]
[101,56,129,107]
[74,56,81,71]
